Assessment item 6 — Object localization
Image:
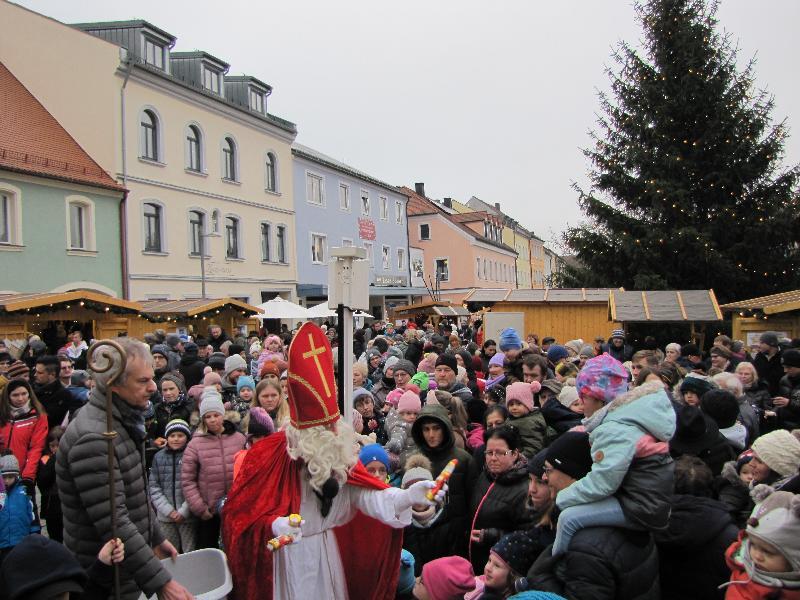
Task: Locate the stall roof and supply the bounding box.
[392,300,469,316]
[139,298,261,317]
[433,306,471,317]
[609,290,722,322]
[0,291,140,313]
[720,290,800,315]
[464,288,615,303]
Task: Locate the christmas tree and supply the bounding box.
[560,0,800,302]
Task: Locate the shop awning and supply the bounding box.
[0,291,141,314]
[139,298,262,321]
[609,290,722,322]
[720,290,800,315]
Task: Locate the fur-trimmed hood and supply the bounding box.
[583,381,675,441]
[720,460,749,488]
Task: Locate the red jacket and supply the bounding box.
[725,534,800,599]
[0,408,48,481]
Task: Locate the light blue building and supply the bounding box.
[292,144,423,319]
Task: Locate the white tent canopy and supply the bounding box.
[256,296,309,319]
[306,302,337,318]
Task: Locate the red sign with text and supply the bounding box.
[358,218,376,240]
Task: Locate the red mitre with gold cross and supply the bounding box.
[286,322,340,429]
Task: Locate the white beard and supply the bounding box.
[285,422,358,493]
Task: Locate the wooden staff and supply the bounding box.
[87,339,127,600]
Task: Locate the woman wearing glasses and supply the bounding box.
[468,424,534,573]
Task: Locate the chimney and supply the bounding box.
[414,182,426,197]
[494,202,501,211]
[443,197,452,208]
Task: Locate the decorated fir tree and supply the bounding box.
[561,0,800,302]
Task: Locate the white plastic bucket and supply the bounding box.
[138,548,232,600]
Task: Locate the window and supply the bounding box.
[140,109,159,161]
[222,137,237,181]
[419,223,430,240]
[363,242,373,266]
[0,193,9,244]
[397,248,406,270]
[225,216,240,259]
[211,209,221,234]
[66,197,94,251]
[260,222,271,262]
[189,210,205,255]
[276,225,287,263]
[143,203,162,252]
[202,66,221,94]
[311,233,326,264]
[342,238,354,247]
[186,125,202,172]
[361,190,370,215]
[380,196,388,220]
[435,258,449,282]
[144,37,165,69]
[249,88,265,113]
[339,183,350,211]
[265,153,277,192]
[306,172,324,205]
[476,258,481,279]
[395,201,403,225]
[381,245,390,270]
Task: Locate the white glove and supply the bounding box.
[272,516,305,542]
[395,480,448,513]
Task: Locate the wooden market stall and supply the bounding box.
[720,290,800,348]
[131,298,262,340]
[390,300,472,325]
[0,291,142,353]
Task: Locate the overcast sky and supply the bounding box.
[14,0,800,249]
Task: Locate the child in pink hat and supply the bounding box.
[413,556,475,600]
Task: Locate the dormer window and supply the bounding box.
[143,37,165,70]
[202,65,222,94]
[249,88,265,114]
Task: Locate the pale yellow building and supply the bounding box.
[0,3,298,304]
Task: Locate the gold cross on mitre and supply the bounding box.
[303,333,332,397]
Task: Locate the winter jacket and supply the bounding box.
[181,421,245,517]
[724,533,800,599]
[468,459,536,573]
[541,399,583,437]
[776,374,800,430]
[37,453,61,522]
[508,411,547,459]
[362,411,389,445]
[713,461,754,528]
[405,340,424,367]
[0,407,48,482]
[411,403,475,557]
[603,342,634,364]
[34,379,71,428]
[151,394,194,440]
[56,389,169,599]
[178,354,206,390]
[737,396,759,445]
[525,527,660,600]
[0,483,38,548]
[385,415,417,467]
[256,349,287,375]
[753,350,784,397]
[149,446,193,523]
[466,423,485,451]
[654,494,738,600]
[371,378,395,408]
[557,381,676,531]
[442,381,475,404]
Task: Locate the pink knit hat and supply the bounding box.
[397,390,421,414]
[505,381,534,412]
[421,556,475,600]
[203,372,222,387]
[385,388,404,409]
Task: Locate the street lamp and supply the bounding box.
[199,230,220,299]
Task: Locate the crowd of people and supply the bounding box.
[1,320,800,599]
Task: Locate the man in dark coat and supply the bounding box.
[753,331,785,396]
[33,355,72,428]
[56,339,191,600]
[178,342,206,390]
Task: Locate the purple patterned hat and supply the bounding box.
[575,353,629,404]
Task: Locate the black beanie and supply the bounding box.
[700,389,740,429]
[491,531,538,576]
[545,431,593,480]
[435,353,458,374]
[1,534,87,600]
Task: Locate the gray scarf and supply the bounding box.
[11,402,31,419]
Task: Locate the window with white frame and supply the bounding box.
[143,37,165,70]
[397,248,406,270]
[265,153,277,192]
[419,223,430,240]
[360,190,370,215]
[311,233,326,264]
[260,222,271,262]
[381,245,390,270]
[143,202,163,252]
[306,172,324,205]
[363,242,373,266]
[0,189,20,246]
[202,65,221,94]
[435,258,449,282]
[222,137,237,181]
[395,200,403,225]
[211,209,221,234]
[140,109,159,161]
[186,124,202,172]
[379,196,388,220]
[225,216,241,259]
[189,210,205,256]
[476,258,481,279]
[249,88,265,113]
[339,183,350,211]
[66,197,94,251]
[342,238,354,247]
[276,225,287,263]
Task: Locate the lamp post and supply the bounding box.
[199,231,220,299]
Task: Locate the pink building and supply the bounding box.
[403,185,517,303]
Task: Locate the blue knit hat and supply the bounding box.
[236,375,255,394]
[397,550,415,595]
[359,443,390,472]
[546,344,570,364]
[164,419,191,439]
[499,327,523,351]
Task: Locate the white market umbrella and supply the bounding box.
[256,296,310,319]
[353,310,374,319]
[306,302,337,318]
